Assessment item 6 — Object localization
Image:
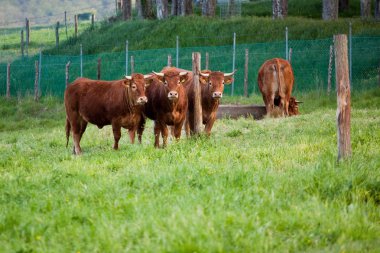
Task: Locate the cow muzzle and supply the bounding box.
[212,92,223,99]
[168,91,179,100]
[136,96,148,105]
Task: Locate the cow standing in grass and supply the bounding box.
[139,67,190,148]
[257,58,301,116]
[184,69,235,136]
[64,74,152,155]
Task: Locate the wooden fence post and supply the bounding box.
[334,34,351,161]
[65,61,71,88]
[91,14,95,29]
[64,11,68,39]
[34,60,39,101]
[167,54,172,67]
[25,18,30,44]
[55,21,60,48]
[192,52,202,135]
[97,58,101,80]
[288,48,292,63]
[205,52,209,70]
[327,44,333,94]
[6,63,11,98]
[130,56,134,74]
[74,15,78,37]
[20,30,24,57]
[244,48,249,97]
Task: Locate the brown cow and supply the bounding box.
[64,74,152,155]
[257,58,300,116]
[139,67,190,148]
[184,69,235,136]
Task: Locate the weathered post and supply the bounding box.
[285,27,289,60]
[34,60,39,101]
[80,44,83,77]
[244,48,249,97]
[25,18,30,44]
[97,58,101,80]
[205,52,209,70]
[192,52,202,135]
[64,11,68,39]
[125,40,128,75]
[65,61,71,89]
[327,44,333,94]
[91,14,95,29]
[349,22,352,88]
[288,48,292,63]
[6,63,11,98]
[74,15,78,37]
[130,55,134,74]
[334,34,351,161]
[231,32,236,96]
[20,30,24,57]
[55,21,60,48]
[167,54,172,67]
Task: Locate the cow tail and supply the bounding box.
[65,117,71,148]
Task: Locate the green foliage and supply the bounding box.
[0,88,379,252]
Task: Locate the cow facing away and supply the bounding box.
[64,74,152,155]
[139,67,189,148]
[185,69,235,136]
[257,58,300,116]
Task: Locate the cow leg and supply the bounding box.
[79,121,88,141]
[185,114,191,138]
[161,124,169,148]
[173,122,183,141]
[153,121,161,148]
[129,129,136,144]
[70,113,83,155]
[204,113,217,136]
[137,117,146,144]
[112,123,122,150]
[284,95,290,116]
[265,94,274,116]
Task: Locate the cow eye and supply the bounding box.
[131,85,137,90]
[164,80,168,86]
[209,81,212,86]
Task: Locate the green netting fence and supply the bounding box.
[0,36,379,98]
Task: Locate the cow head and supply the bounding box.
[153,70,188,101]
[199,70,235,99]
[124,73,153,105]
[288,96,302,116]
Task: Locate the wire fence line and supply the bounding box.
[0,35,379,98]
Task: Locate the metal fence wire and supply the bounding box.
[1,36,379,98]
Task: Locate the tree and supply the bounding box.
[185,0,193,15]
[376,0,380,19]
[360,0,371,19]
[122,0,132,20]
[322,0,339,20]
[136,0,143,18]
[142,0,155,18]
[272,0,288,19]
[202,0,216,16]
[156,0,168,19]
[339,0,349,12]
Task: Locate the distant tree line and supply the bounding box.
[116,0,380,21]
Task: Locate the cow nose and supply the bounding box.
[137,96,148,104]
[168,91,178,99]
[213,92,223,98]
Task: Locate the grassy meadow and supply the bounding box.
[0,88,379,252]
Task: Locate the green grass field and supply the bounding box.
[0,88,379,252]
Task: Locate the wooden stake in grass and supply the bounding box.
[20,30,24,57]
[65,61,71,89]
[74,15,78,37]
[192,52,202,135]
[6,63,11,98]
[167,54,172,67]
[327,44,333,95]
[55,21,60,48]
[244,48,249,97]
[34,60,39,102]
[334,34,351,161]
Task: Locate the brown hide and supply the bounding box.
[64,74,151,154]
[258,58,298,116]
[184,69,234,136]
[141,67,189,148]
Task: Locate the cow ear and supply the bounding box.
[179,73,189,84]
[224,76,234,85]
[145,77,154,87]
[199,75,208,85]
[123,79,131,87]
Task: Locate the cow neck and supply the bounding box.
[124,84,135,113]
[203,85,220,111]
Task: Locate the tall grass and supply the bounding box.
[0,89,379,252]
